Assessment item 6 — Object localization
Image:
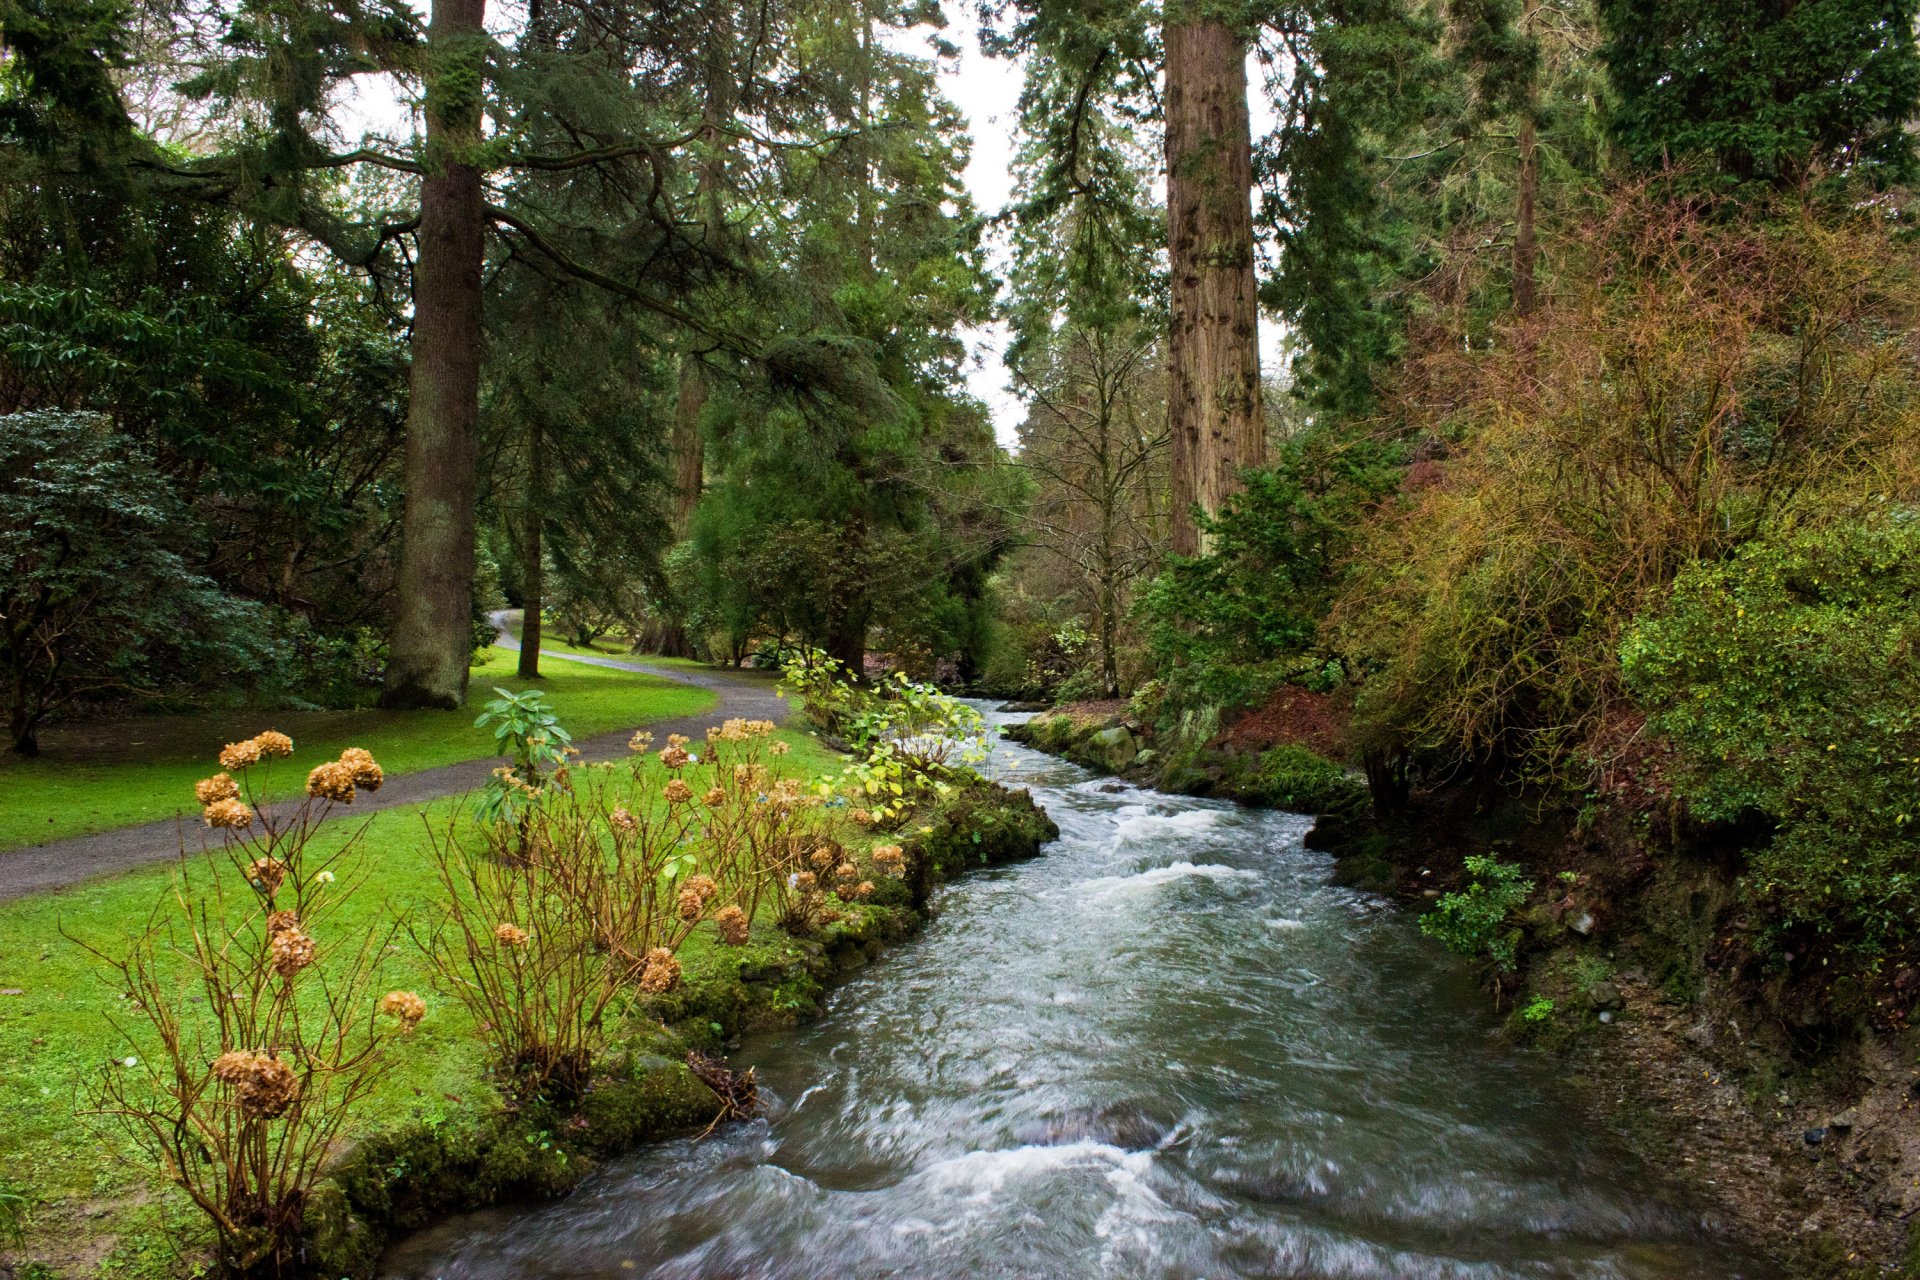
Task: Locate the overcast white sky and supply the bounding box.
[341,13,1279,450]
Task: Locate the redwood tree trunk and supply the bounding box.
[639,358,705,659]
[1164,14,1263,557]
[381,0,488,709]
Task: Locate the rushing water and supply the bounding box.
[385,708,1769,1280]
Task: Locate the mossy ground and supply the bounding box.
[0,724,1052,1279]
[0,647,716,852]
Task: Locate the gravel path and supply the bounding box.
[0,636,784,903]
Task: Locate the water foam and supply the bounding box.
[1081,861,1258,899]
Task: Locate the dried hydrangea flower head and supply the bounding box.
[338,747,383,792]
[676,874,719,922]
[638,947,681,993]
[872,845,906,878]
[252,731,294,759]
[248,856,287,895]
[702,786,726,807]
[212,1049,267,1085]
[809,847,836,870]
[269,927,316,978]
[850,808,875,826]
[793,870,818,892]
[714,905,750,946]
[628,730,655,752]
[658,745,691,770]
[219,739,264,772]
[195,773,240,806]
[667,733,690,749]
[379,990,427,1033]
[851,880,875,900]
[769,740,791,756]
[834,862,859,884]
[265,910,299,936]
[494,923,531,948]
[609,806,638,833]
[662,778,694,805]
[212,1050,300,1119]
[238,1055,299,1119]
[305,760,356,804]
[203,798,255,830]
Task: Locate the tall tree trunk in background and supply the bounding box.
[639,358,705,658]
[1164,12,1263,558]
[1512,0,1539,318]
[517,426,543,678]
[381,0,487,709]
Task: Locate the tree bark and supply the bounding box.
[381,0,488,710]
[638,357,705,659]
[1164,14,1263,558]
[517,427,543,679]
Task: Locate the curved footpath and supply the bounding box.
[0,637,785,903]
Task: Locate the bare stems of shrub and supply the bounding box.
[70,733,417,1277]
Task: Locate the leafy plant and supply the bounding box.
[1521,994,1556,1023]
[1420,855,1535,972]
[474,687,576,832]
[1622,512,1920,956]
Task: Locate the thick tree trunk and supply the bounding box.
[1512,0,1540,318]
[518,431,543,679]
[639,357,705,659]
[381,0,488,710]
[1164,15,1263,558]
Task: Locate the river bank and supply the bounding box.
[998,700,1919,1279]
[383,705,1759,1279]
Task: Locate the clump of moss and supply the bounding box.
[905,777,1058,886]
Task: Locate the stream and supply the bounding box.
[384,706,1769,1279]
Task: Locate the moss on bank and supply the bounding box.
[299,775,1055,1279]
[1004,710,1368,819]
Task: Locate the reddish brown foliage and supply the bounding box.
[1216,686,1348,759]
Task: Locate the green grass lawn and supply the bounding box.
[496,610,728,670]
[0,647,717,853]
[0,721,851,1277]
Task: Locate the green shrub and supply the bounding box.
[1622,512,1920,956]
[1241,745,1369,816]
[1420,855,1535,971]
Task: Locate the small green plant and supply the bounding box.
[1521,994,1556,1023]
[474,687,575,828]
[0,1176,27,1246]
[1420,854,1535,972]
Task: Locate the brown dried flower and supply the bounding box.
[494,923,530,948]
[676,874,719,924]
[195,773,240,806]
[338,747,383,791]
[628,730,655,752]
[219,739,264,772]
[873,845,906,877]
[667,733,690,749]
[204,798,255,830]
[212,1049,265,1085]
[638,947,681,993]
[794,870,818,892]
[269,927,315,978]
[850,808,875,826]
[714,905,750,945]
[238,1055,299,1119]
[851,880,875,900]
[663,778,694,805]
[809,846,836,870]
[609,806,638,833]
[702,786,727,807]
[659,746,691,770]
[769,741,791,756]
[252,731,294,759]
[247,856,287,895]
[265,910,299,936]
[834,862,859,883]
[305,760,356,804]
[379,990,427,1032]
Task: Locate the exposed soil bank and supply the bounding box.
[998,701,1920,1280]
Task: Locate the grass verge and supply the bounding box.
[0,647,716,853]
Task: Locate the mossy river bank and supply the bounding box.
[382,706,1771,1279]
